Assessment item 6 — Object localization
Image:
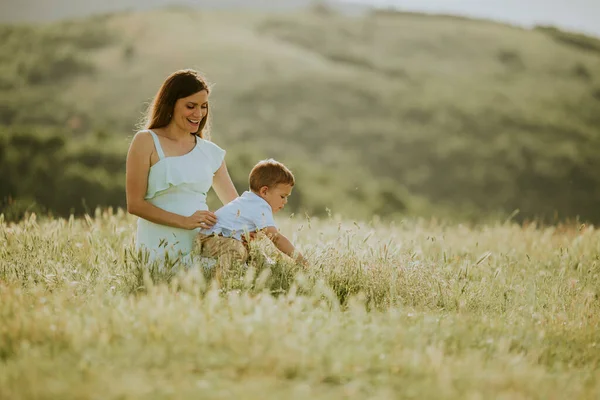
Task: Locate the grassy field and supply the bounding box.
[1,211,599,399]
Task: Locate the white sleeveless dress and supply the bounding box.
[135,129,225,265]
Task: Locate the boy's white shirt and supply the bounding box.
[201,191,276,241]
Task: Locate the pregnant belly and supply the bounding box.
[149,192,208,217]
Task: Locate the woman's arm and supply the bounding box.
[212,160,239,205]
[126,132,215,230]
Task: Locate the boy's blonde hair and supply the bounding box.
[249,159,295,192]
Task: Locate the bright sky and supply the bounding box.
[1,0,598,37]
[353,0,600,37]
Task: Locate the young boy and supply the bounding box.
[195,159,307,275]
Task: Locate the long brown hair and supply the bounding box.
[144,69,211,139]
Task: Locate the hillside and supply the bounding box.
[1,7,600,222]
[0,0,318,22]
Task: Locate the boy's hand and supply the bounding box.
[263,226,307,266]
[295,253,310,269]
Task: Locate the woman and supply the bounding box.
[126,69,238,265]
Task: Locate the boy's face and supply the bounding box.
[259,184,293,213]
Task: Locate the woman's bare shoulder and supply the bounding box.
[130,130,154,148]
[127,130,156,158]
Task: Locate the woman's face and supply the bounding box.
[172,90,208,133]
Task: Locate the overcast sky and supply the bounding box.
[356,0,600,37]
[1,0,599,38]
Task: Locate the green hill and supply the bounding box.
[1,7,600,222]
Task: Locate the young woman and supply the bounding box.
[126,69,238,265]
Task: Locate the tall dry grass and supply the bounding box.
[1,209,599,398]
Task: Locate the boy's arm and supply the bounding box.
[263,226,308,266]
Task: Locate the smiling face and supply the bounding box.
[146,69,212,138]
[171,90,209,134]
[258,184,293,213]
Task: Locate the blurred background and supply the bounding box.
[1,0,599,223]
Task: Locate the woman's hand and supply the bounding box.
[183,210,217,230]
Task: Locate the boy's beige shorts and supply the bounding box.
[195,233,248,264]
